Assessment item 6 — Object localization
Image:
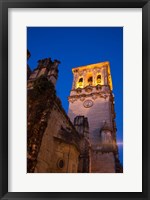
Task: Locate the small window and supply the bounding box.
[88,76,93,85]
[57,159,65,169]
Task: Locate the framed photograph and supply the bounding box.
[0,0,150,199]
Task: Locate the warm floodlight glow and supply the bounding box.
[72,61,113,90]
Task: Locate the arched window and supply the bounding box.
[79,77,83,82]
[78,77,83,87]
[97,74,101,84]
[88,76,93,86]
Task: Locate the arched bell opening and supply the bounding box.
[78,77,83,88]
[87,76,93,86]
[97,74,101,85]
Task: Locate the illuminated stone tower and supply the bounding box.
[68,61,119,173]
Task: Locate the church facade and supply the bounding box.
[27,51,122,173]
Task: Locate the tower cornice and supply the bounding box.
[72,61,110,72]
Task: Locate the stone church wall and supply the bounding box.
[35,102,80,173]
[27,75,81,173]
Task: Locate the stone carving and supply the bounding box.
[84,85,93,93]
[83,100,93,108]
[80,95,86,102]
[76,88,82,94]
[68,96,77,103]
[37,58,52,69]
[28,58,60,89]
[91,93,97,100]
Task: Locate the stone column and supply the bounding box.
[103,66,108,85]
[72,73,78,89]
[102,67,105,85]
[93,69,97,86]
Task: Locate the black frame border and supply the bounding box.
[0,0,150,200]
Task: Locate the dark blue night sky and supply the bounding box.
[27,27,123,165]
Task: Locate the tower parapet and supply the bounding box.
[27,58,60,89]
[71,61,112,90]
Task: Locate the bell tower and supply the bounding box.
[68,61,119,173]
